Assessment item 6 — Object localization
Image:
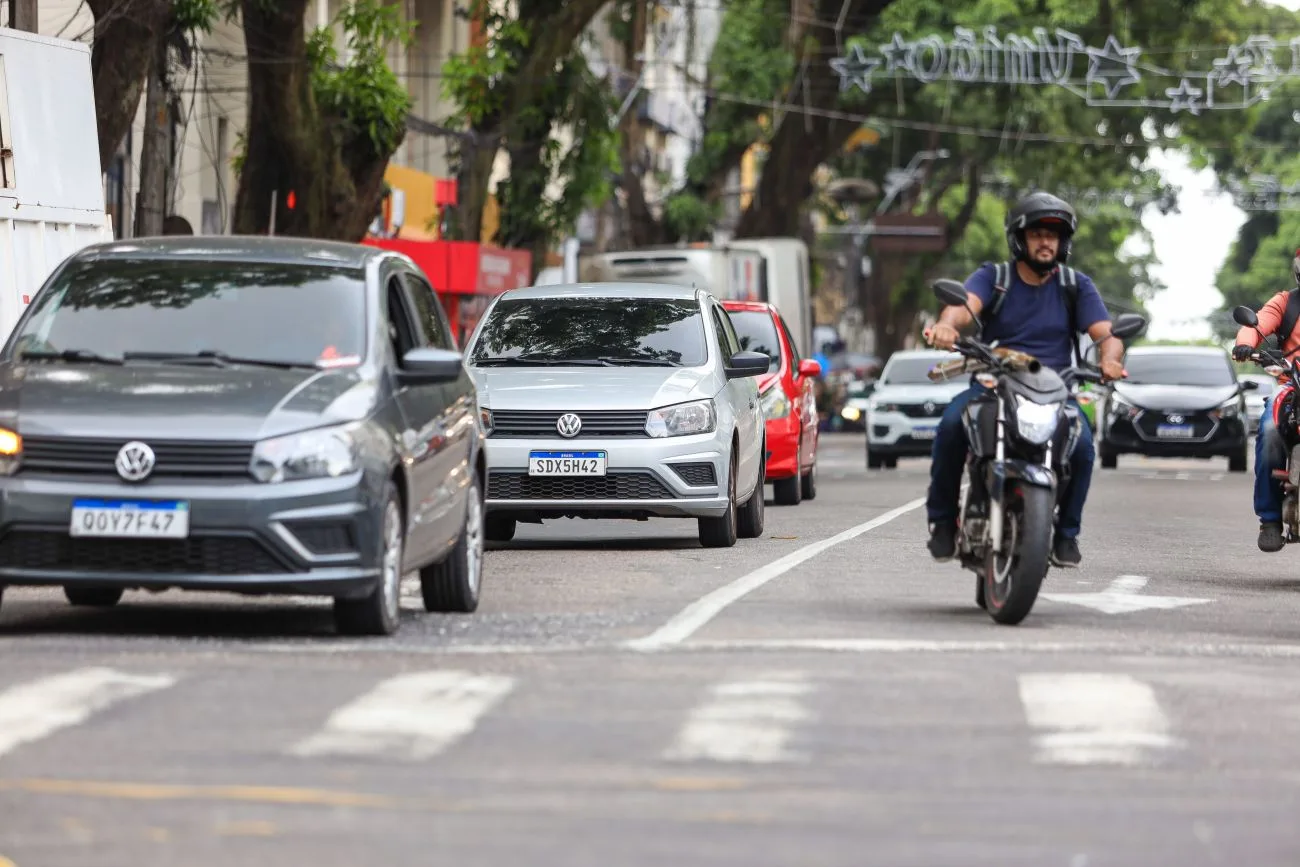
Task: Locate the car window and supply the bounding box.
[10,258,366,367]
[385,275,420,363]
[881,356,950,384]
[470,296,707,366]
[402,271,453,350]
[726,309,781,372]
[1124,353,1235,387]
[710,306,738,365]
[776,312,802,368]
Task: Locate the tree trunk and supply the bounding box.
[87,0,173,172]
[134,31,170,238]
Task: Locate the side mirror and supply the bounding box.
[798,358,822,379]
[1110,313,1147,341]
[932,279,969,308]
[398,347,464,384]
[1233,305,1260,329]
[1241,378,1260,391]
[726,351,769,379]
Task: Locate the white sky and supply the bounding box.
[1141,0,1300,340]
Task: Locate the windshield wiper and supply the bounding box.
[595,356,680,367]
[474,355,603,366]
[19,348,124,365]
[122,350,316,370]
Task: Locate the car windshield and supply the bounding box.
[726,310,781,371]
[1124,353,1235,387]
[9,258,366,368]
[882,356,946,384]
[470,296,706,366]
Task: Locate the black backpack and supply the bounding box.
[979,260,1083,367]
[1277,288,1300,348]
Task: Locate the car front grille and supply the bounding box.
[897,402,947,418]
[489,410,649,438]
[670,462,717,486]
[19,436,255,478]
[487,471,673,500]
[0,529,294,574]
[1134,411,1216,440]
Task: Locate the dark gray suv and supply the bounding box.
[0,236,486,636]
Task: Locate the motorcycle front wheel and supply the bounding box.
[981,483,1053,625]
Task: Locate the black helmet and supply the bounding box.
[1006,191,1077,273]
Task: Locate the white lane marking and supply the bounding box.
[1018,673,1180,766]
[1042,575,1214,614]
[290,670,515,760]
[665,673,813,763]
[0,668,176,760]
[626,496,926,650]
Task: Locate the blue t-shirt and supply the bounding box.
[964,262,1110,372]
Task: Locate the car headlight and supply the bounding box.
[867,400,898,413]
[760,386,791,420]
[251,424,360,483]
[1108,393,1139,419]
[841,405,862,422]
[0,425,20,476]
[1213,397,1239,419]
[646,399,716,438]
[479,407,493,434]
[1014,395,1062,445]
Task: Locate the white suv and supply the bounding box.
[864,349,966,469]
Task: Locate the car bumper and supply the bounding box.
[484,430,731,519]
[867,409,943,456]
[763,414,802,479]
[1103,411,1248,457]
[0,471,381,598]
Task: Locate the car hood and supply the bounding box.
[471,366,715,410]
[0,363,377,440]
[870,382,969,403]
[1110,382,1238,412]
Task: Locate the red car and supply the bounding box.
[722,300,822,505]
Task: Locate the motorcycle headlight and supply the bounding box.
[1014,395,1062,445]
[760,386,791,420]
[646,399,716,438]
[251,424,360,483]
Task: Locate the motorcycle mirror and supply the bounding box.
[931,279,969,308]
[1232,305,1260,329]
[1110,313,1147,341]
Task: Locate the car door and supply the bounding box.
[776,312,817,466]
[397,267,476,565]
[710,302,761,494]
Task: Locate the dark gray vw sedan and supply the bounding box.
[0,236,486,636]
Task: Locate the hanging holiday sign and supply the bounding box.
[1223,175,1300,211]
[981,177,1178,212]
[830,27,1300,113]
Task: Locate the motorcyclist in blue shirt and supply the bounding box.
[922,192,1128,567]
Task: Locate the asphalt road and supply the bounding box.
[1,434,1298,866]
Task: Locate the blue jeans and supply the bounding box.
[925,383,1094,539]
[1255,396,1285,523]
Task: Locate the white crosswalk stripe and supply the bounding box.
[289,670,516,761]
[1017,673,1180,766]
[0,667,176,760]
[663,672,814,763]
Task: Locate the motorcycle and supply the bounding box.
[1233,304,1300,541]
[929,278,1147,624]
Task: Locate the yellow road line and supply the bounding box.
[0,778,422,810]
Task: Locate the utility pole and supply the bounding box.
[10,0,38,31]
[134,29,170,237]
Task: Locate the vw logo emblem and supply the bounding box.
[923,401,937,415]
[115,441,156,482]
[556,413,582,438]
[1167,414,1185,424]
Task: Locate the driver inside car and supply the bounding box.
[922,192,1126,568]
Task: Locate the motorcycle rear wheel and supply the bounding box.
[981,483,1053,625]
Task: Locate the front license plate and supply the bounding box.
[528,451,607,476]
[912,427,937,440]
[69,498,190,538]
[1156,424,1194,438]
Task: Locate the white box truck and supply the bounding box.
[0,27,113,340]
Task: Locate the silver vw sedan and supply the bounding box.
[464,283,769,547]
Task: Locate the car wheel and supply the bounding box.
[1100,446,1118,469]
[334,481,403,636]
[801,459,817,501]
[699,450,738,548]
[64,587,124,607]
[485,514,516,542]
[1229,450,1248,473]
[737,443,766,539]
[420,472,485,613]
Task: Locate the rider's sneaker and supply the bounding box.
[1050,535,1081,568]
[928,522,956,561]
[1258,521,1285,553]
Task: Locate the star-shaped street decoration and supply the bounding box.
[1212,45,1252,89]
[1165,78,1204,115]
[1085,34,1141,100]
[878,33,911,74]
[830,43,880,95]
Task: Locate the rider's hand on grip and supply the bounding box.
[925,322,959,350]
[1232,344,1253,362]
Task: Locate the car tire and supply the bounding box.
[485,514,516,542]
[420,472,485,613]
[1100,446,1118,469]
[334,481,403,637]
[64,587,124,607]
[737,444,766,539]
[773,436,804,505]
[1229,450,1248,473]
[699,450,739,548]
[801,460,817,501]
[867,445,882,469]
